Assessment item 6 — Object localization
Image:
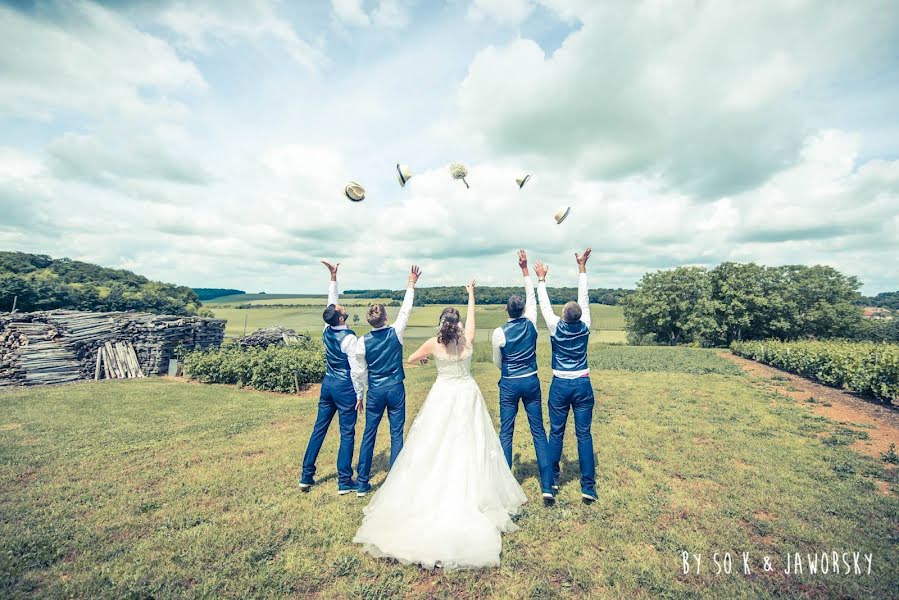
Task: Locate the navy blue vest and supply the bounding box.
[323,327,355,380]
[550,320,590,372]
[363,327,405,389]
[500,318,538,378]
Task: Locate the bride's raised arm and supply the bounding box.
[464,279,476,344]
[407,337,435,365]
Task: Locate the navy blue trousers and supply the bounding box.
[356,381,406,487]
[498,374,554,494]
[301,375,358,488]
[548,376,596,493]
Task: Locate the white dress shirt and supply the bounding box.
[325,280,365,399]
[537,272,592,379]
[353,287,415,396]
[491,276,538,377]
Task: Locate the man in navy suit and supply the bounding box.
[354,265,421,497]
[492,250,555,506]
[534,248,598,504]
[299,260,366,495]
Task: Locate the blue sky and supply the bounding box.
[0,0,897,295]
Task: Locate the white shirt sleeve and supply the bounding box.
[578,272,591,328]
[342,334,365,399]
[491,327,505,370]
[324,280,339,332]
[537,281,560,336]
[327,280,338,306]
[524,275,537,326]
[391,287,415,343]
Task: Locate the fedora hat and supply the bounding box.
[515,174,531,189]
[345,181,365,202]
[554,206,571,224]
[396,163,412,187]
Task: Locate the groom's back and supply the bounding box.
[363,327,405,389]
[550,320,590,372]
[500,318,538,377]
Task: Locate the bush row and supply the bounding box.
[181,339,325,393]
[731,340,899,402]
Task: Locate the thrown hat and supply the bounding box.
[396,164,412,187]
[554,207,571,224]
[515,174,531,189]
[345,181,366,202]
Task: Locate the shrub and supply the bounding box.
[182,338,326,393]
[731,339,899,403]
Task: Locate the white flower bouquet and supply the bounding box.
[449,162,470,189]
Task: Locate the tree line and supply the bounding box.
[0,251,209,316]
[344,286,632,306]
[858,291,899,310]
[624,262,896,346]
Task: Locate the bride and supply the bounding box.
[353,280,528,569]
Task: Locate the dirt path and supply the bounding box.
[719,352,899,459]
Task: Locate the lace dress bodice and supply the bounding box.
[433,340,473,381]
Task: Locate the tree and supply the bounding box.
[624,267,717,346]
[626,262,866,345]
[709,262,770,344]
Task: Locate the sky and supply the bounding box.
[0,0,897,295]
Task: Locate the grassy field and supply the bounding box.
[207,296,628,344]
[1,344,896,598]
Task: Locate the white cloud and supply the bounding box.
[0,1,896,296]
[0,2,204,121]
[47,132,210,186]
[157,0,327,72]
[456,1,899,197]
[331,0,370,27]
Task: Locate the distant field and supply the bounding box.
[205,293,327,304]
[208,298,627,342]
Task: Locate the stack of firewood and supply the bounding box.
[0,320,81,386]
[237,327,304,349]
[0,310,225,386]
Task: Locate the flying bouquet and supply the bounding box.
[449,161,470,189]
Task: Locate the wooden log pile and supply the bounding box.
[0,310,225,386]
[237,327,304,349]
[97,341,144,380]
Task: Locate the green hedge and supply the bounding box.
[731,340,899,402]
[182,339,326,393]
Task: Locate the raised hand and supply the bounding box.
[575,248,592,272]
[534,260,549,281]
[409,265,422,287]
[465,279,476,295]
[518,249,528,274]
[321,260,340,281]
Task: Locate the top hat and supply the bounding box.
[345,181,366,202]
[396,164,412,187]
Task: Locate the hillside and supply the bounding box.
[0,251,205,316]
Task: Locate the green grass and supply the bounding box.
[589,346,744,375]
[209,299,626,340]
[1,344,896,598]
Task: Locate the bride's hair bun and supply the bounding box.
[437,307,462,345]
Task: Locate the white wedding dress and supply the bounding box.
[353,340,528,569]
